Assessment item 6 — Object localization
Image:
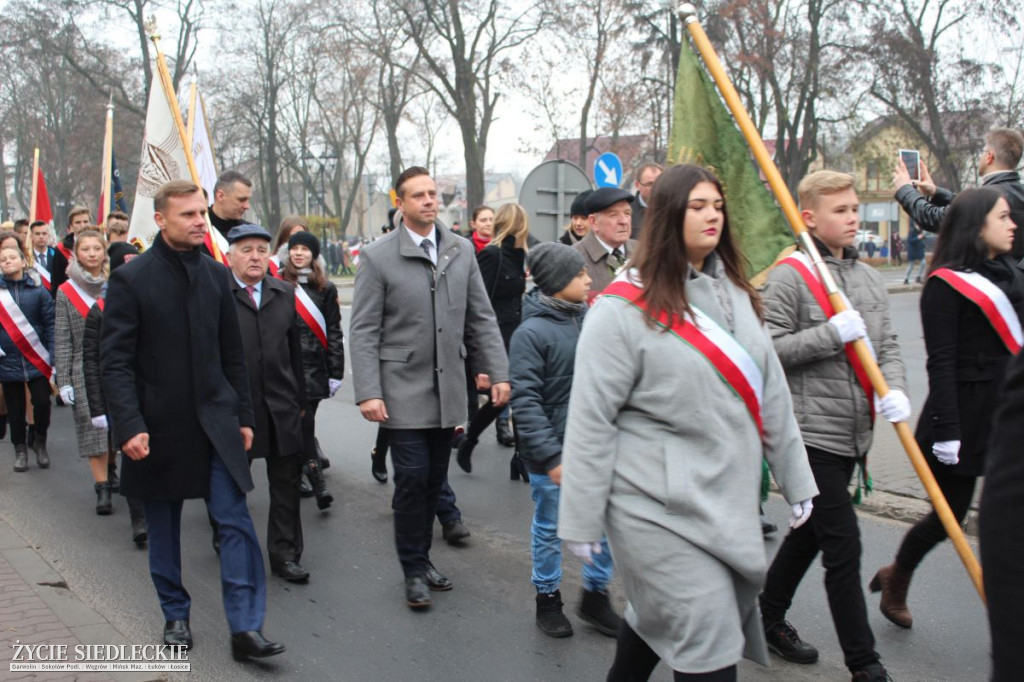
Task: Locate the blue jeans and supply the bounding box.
[906,258,926,282]
[530,472,613,594]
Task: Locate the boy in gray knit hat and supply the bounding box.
[508,242,621,639]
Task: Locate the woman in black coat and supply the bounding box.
[872,188,1024,628]
[457,203,529,479]
[278,231,344,510]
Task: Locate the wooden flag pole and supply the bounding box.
[100,95,114,228]
[186,75,198,149]
[29,148,40,224]
[677,2,985,604]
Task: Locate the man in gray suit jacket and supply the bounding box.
[350,166,509,610]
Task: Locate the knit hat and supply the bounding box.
[528,242,585,296]
[108,242,139,271]
[288,230,321,260]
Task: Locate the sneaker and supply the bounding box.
[851,663,892,682]
[764,619,819,664]
[576,589,622,637]
[536,591,573,638]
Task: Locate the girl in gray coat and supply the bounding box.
[558,165,818,681]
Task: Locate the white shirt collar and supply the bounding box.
[233,275,262,293]
[403,224,438,264]
[594,233,624,256]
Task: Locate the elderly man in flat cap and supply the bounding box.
[225,224,309,585]
[573,187,638,299]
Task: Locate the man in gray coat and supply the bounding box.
[350,166,509,610]
[574,187,639,299]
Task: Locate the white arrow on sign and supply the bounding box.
[597,159,619,186]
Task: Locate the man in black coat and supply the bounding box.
[980,349,1024,682]
[208,170,252,240]
[225,223,309,583]
[100,180,284,661]
[49,206,91,296]
[893,128,1024,258]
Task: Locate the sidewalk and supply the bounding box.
[0,519,159,682]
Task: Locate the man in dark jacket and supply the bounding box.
[893,128,1024,258]
[981,350,1024,682]
[226,223,309,583]
[49,206,91,296]
[100,180,284,661]
[630,163,662,240]
[208,170,252,240]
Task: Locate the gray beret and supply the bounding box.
[528,242,586,296]
[226,223,272,244]
[584,187,634,214]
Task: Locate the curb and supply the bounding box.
[0,519,164,682]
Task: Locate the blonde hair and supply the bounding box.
[490,204,530,250]
[798,170,855,209]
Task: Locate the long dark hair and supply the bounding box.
[928,187,1004,275]
[631,164,762,329]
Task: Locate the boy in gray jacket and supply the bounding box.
[509,243,620,638]
[758,171,909,682]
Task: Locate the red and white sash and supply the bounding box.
[930,268,1023,354]
[55,241,71,262]
[780,251,876,418]
[0,287,52,377]
[268,256,281,278]
[603,273,764,436]
[295,284,328,349]
[34,262,51,290]
[59,280,99,319]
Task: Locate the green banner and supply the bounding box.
[668,39,794,275]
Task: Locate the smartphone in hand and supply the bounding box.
[899,149,921,182]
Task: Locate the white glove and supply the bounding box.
[328,378,343,397]
[566,541,603,565]
[828,309,867,343]
[933,440,961,465]
[876,390,911,423]
[91,415,108,430]
[59,385,75,405]
[789,499,814,529]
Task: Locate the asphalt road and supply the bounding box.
[0,290,994,681]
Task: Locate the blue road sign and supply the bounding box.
[594,152,623,188]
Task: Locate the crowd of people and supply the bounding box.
[2,127,1024,680]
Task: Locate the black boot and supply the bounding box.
[128,498,147,546]
[536,591,573,637]
[371,447,388,484]
[32,435,50,469]
[315,438,330,470]
[95,482,113,516]
[26,424,34,448]
[13,444,28,472]
[456,436,477,473]
[510,453,529,482]
[305,460,334,510]
[0,414,7,440]
[576,589,622,637]
[495,418,514,447]
[107,458,118,492]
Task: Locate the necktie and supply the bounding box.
[37,252,45,268]
[420,238,434,263]
[245,285,257,306]
[611,248,625,267]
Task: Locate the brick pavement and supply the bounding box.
[0,520,158,682]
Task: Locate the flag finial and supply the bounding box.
[677,3,697,22]
[145,15,160,48]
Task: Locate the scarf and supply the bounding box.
[68,257,107,299]
[472,231,491,253]
[296,267,313,284]
[539,292,586,315]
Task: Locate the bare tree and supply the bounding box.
[395,0,546,209]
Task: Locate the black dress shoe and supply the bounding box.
[163,619,192,648]
[231,630,285,661]
[371,448,388,484]
[441,519,471,545]
[424,564,453,591]
[405,576,431,609]
[272,561,310,583]
[131,516,148,546]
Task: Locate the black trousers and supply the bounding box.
[896,464,977,571]
[257,452,303,566]
[374,426,462,524]
[2,377,51,445]
[388,427,454,577]
[606,622,737,681]
[760,447,879,672]
[300,399,321,466]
